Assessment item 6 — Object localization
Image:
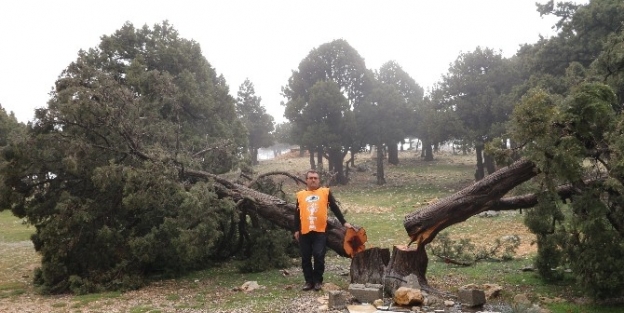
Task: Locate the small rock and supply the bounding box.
[372,299,384,307]
[240,281,261,292]
[393,287,424,306]
[477,210,500,218]
[482,283,502,299]
[444,300,455,306]
[459,288,486,307]
[513,293,531,306]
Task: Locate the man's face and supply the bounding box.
[306,173,320,190]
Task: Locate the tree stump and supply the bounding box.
[383,245,428,295]
[350,247,390,284]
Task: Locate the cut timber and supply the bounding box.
[350,247,390,284]
[344,227,368,257]
[401,158,539,291]
[383,245,428,295]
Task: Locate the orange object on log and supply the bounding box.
[343,227,367,258]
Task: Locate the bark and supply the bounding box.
[388,142,399,165]
[183,168,353,257]
[350,247,390,284]
[328,149,348,185]
[383,245,430,295]
[309,148,315,169]
[404,158,537,245]
[484,152,496,175]
[376,144,386,185]
[251,147,259,165]
[423,140,433,161]
[402,158,538,289]
[317,147,323,170]
[474,143,485,181]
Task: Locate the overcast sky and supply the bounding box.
[0,0,584,125]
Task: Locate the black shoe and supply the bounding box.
[302,282,313,291]
[313,282,322,291]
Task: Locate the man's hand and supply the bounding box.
[294,231,300,241]
[343,222,354,229]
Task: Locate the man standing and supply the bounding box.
[294,170,353,291]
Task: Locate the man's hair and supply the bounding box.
[305,169,319,179]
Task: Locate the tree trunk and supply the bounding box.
[402,158,538,289]
[328,149,347,185]
[309,148,315,169]
[251,147,259,165]
[184,168,353,257]
[383,245,429,295]
[474,143,485,181]
[484,152,496,175]
[388,142,399,165]
[376,144,386,185]
[350,247,390,284]
[424,141,433,161]
[317,147,323,170]
[299,145,305,157]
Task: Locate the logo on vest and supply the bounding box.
[305,195,320,230]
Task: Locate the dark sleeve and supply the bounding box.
[294,199,301,232]
[328,190,347,225]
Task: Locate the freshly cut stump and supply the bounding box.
[383,245,428,295]
[349,247,390,284]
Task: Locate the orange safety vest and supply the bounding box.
[297,187,330,234]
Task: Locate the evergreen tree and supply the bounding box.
[236,79,274,165]
[0,22,247,294]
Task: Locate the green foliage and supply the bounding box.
[428,232,475,264]
[0,22,246,294]
[237,219,292,273]
[428,231,520,264]
[282,39,373,183]
[236,79,274,164]
[509,81,624,299]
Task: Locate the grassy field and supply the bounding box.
[0,151,621,312]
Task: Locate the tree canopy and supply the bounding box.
[0,21,249,294]
[282,39,373,183]
[236,79,274,165]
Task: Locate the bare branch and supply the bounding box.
[246,171,306,188]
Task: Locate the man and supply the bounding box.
[294,170,353,291]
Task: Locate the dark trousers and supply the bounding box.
[299,231,327,284]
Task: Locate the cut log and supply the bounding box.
[350,247,390,284]
[344,227,368,257]
[404,159,538,247]
[184,168,353,257]
[383,245,428,295]
[401,158,539,290]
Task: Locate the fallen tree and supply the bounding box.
[184,168,354,257]
[402,158,539,288]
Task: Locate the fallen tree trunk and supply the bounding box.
[184,168,352,257]
[403,158,539,287]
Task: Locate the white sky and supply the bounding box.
[0,0,583,125]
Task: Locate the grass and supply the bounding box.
[0,151,622,312]
[0,210,33,242]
